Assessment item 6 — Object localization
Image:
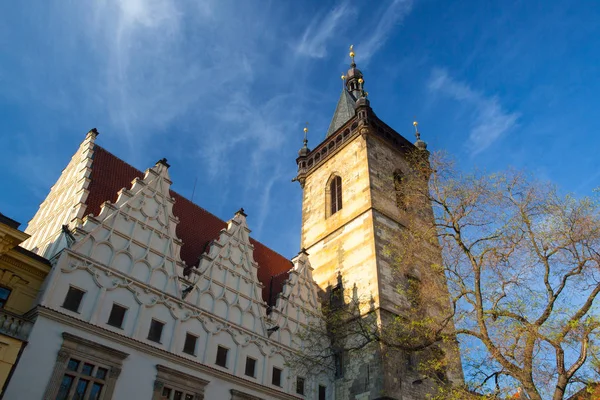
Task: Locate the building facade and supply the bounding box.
[0,213,51,397]
[5,52,461,400]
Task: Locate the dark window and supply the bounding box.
[330,176,342,215]
[62,286,85,313]
[319,385,327,400]
[272,367,282,386]
[296,377,305,395]
[0,287,11,308]
[147,319,164,343]
[394,171,406,209]
[244,357,256,377]
[182,333,197,355]
[334,351,343,379]
[107,303,127,328]
[215,346,228,368]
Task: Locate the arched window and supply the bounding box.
[393,170,406,210]
[330,176,342,216]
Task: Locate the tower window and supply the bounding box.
[245,357,257,377]
[394,170,406,210]
[329,176,343,216]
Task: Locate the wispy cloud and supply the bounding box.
[356,0,413,63]
[296,2,356,59]
[428,68,520,155]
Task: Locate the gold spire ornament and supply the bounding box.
[349,44,355,65]
[303,122,309,142]
[413,120,421,140]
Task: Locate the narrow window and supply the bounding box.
[245,357,257,377]
[182,333,198,355]
[330,285,344,309]
[215,346,228,368]
[147,319,165,343]
[330,176,343,215]
[296,377,305,395]
[272,367,282,387]
[394,171,406,210]
[0,287,11,308]
[334,351,343,379]
[62,286,85,313]
[107,303,127,328]
[319,385,327,400]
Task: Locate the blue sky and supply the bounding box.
[1,0,599,259]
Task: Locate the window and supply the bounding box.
[62,286,85,313]
[215,346,228,368]
[296,377,305,395]
[107,303,127,328]
[334,351,343,379]
[245,357,257,377]
[330,284,344,309]
[272,367,282,387]
[0,287,11,308]
[43,333,128,400]
[182,333,197,356]
[330,176,342,215]
[394,170,406,209]
[319,385,327,400]
[148,319,165,343]
[152,364,209,400]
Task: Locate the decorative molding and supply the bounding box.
[37,307,302,400]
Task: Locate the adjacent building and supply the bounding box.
[4,51,462,399]
[0,213,51,397]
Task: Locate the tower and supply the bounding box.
[294,47,462,399]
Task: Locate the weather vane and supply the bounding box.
[303,122,309,143]
[413,119,421,140]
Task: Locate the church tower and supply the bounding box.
[294,47,462,399]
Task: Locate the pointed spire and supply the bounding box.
[298,123,310,157]
[413,120,428,150]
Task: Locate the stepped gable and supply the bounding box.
[86,146,292,302]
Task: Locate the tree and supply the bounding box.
[398,152,600,399]
[290,151,600,400]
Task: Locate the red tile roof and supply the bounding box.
[87,146,292,304]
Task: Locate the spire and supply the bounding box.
[298,123,310,157]
[326,45,370,138]
[413,120,428,150]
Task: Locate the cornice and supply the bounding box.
[36,307,302,400]
[0,252,51,279]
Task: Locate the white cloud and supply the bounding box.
[296,2,357,59]
[356,0,413,64]
[428,68,519,155]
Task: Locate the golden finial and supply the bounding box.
[413,119,421,140]
[341,73,346,80]
[358,78,364,84]
[303,122,309,142]
[349,44,355,65]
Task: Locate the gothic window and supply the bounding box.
[43,333,128,400]
[394,170,406,210]
[327,175,343,217]
[333,350,344,379]
[152,364,209,400]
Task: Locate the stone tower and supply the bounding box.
[294,48,463,399]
